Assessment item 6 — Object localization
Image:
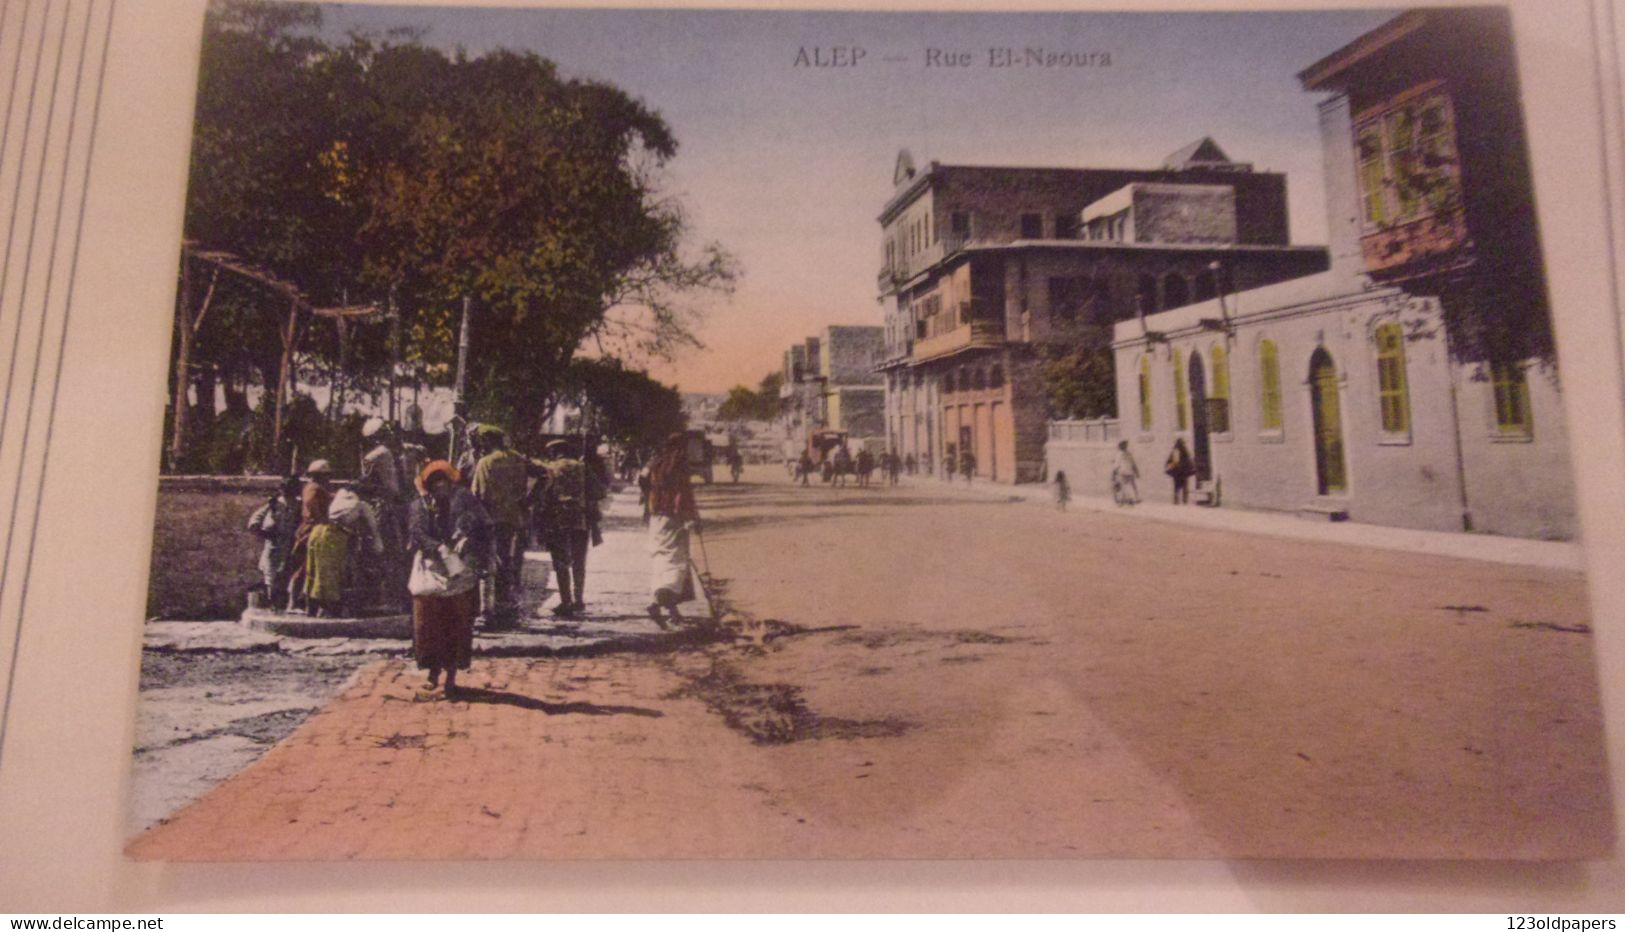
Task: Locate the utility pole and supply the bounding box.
[451,295,472,464]
[387,286,400,426]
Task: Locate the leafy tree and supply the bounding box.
[545,358,685,457]
[1039,345,1116,420]
[170,1,736,470]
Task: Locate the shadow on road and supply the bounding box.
[449,686,664,718]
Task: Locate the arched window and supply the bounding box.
[1172,348,1189,431]
[972,368,986,390]
[1491,360,1531,435]
[1137,274,1158,314]
[1375,322,1410,435]
[989,365,1004,389]
[1162,273,1189,310]
[1138,355,1153,430]
[1209,344,1231,433]
[1258,339,1283,430]
[1194,270,1217,302]
[943,371,956,393]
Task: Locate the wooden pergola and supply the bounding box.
[172,243,384,473]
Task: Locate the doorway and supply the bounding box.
[1309,348,1347,494]
[1188,352,1211,482]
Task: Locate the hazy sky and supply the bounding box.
[326,5,1397,394]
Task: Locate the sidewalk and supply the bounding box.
[894,473,1584,572]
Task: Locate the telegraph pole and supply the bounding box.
[451,295,472,463]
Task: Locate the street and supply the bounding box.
[127,467,1611,860]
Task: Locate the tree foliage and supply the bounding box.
[172,0,736,469]
[716,371,783,422]
[1039,344,1116,420]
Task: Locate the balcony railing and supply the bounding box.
[1359,211,1470,280]
[913,319,1003,362]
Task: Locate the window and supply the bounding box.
[951,211,971,237]
[1172,348,1189,431]
[1162,273,1189,310]
[1055,213,1079,239]
[1194,269,1217,303]
[943,371,956,393]
[989,365,1004,389]
[1375,322,1410,434]
[1258,339,1283,430]
[1491,360,1531,435]
[1139,355,1153,430]
[1048,277,1085,322]
[1020,213,1044,239]
[1137,275,1158,314]
[1354,91,1459,230]
[1209,344,1231,434]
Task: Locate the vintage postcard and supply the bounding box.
[4,0,1625,908]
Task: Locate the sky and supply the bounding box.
[325,5,1398,394]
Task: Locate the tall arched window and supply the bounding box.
[1491,360,1531,435]
[1137,275,1158,314]
[1209,344,1231,434]
[989,365,1004,389]
[1172,348,1189,431]
[1139,355,1153,430]
[1375,322,1411,435]
[1258,339,1283,430]
[1162,273,1189,310]
[972,368,986,390]
[943,371,956,393]
[1194,270,1217,302]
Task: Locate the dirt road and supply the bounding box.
[128,467,1611,859]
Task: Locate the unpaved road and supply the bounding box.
[129,467,1611,860]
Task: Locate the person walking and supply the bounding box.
[855,448,874,487]
[959,448,976,483]
[1113,440,1141,506]
[246,477,302,609]
[407,460,490,697]
[470,426,530,626]
[1165,437,1195,505]
[535,438,602,618]
[645,432,700,630]
[796,451,814,487]
[832,445,853,487]
[1054,470,1071,512]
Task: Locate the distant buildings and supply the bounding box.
[1091,7,1573,538]
[876,144,1326,481]
[778,325,886,458]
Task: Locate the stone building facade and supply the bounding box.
[1096,8,1575,539]
[877,144,1327,482]
[778,325,886,459]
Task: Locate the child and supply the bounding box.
[247,477,302,609]
[1054,470,1071,512]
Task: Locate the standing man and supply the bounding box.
[645,431,700,630]
[959,448,977,483]
[455,422,484,488]
[359,417,408,608]
[536,438,603,618]
[247,477,302,609]
[470,426,530,626]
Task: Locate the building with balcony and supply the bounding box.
[777,325,886,460]
[877,145,1327,482]
[1098,7,1573,539]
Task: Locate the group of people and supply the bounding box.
[248,417,621,696]
[1050,437,1200,510]
[791,446,902,487]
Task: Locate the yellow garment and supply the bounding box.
[305,523,349,604]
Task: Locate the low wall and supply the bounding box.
[1044,440,1123,500]
[147,476,284,620]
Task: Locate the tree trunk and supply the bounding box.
[169,258,193,473]
[271,293,301,467]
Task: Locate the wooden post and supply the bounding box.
[168,256,193,473]
[272,292,301,465]
[388,287,401,426]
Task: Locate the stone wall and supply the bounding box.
[147,475,283,620]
